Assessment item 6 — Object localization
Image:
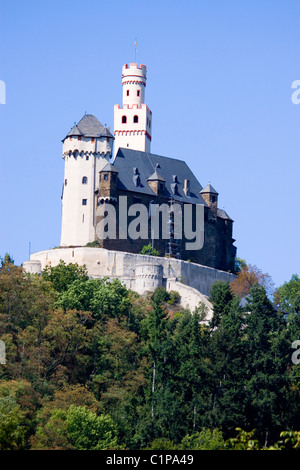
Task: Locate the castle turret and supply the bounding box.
[200,183,219,216]
[114,63,152,158]
[60,114,114,247]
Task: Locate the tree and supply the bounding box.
[242,284,292,445]
[33,405,120,450]
[0,253,14,267]
[208,296,248,436]
[209,281,234,329]
[173,309,212,434]
[230,264,274,299]
[42,260,88,293]
[181,428,225,450]
[66,405,120,450]
[57,278,131,322]
[0,396,26,450]
[140,245,160,256]
[274,274,300,315]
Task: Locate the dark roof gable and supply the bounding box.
[63,114,114,141]
[113,148,207,205]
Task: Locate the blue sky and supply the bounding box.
[0,0,299,288]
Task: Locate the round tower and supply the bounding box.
[122,63,147,106]
[135,263,163,295]
[60,114,114,247]
[114,63,152,158]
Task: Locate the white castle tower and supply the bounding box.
[114,63,152,158]
[60,114,114,247]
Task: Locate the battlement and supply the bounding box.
[122,63,147,80]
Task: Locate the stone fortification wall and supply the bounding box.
[23,247,236,321]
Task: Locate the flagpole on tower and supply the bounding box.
[134,37,137,62]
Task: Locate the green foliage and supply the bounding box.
[234,257,247,274]
[0,253,14,267]
[146,438,178,450]
[0,396,26,450]
[225,428,261,450]
[181,428,225,450]
[66,406,121,450]
[56,277,131,321]
[151,286,170,305]
[274,274,300,315]
[0,258,300,450]
[42,260,88,293]
[167,290,180,305]
[140,244,160,256]
[85,240,100,247]
[209,281,234,328]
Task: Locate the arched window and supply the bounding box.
[82,176,88,184]
[133,115,139,123]
[122,115,127,124]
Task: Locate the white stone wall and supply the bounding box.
[25,247,235,318]
[166,278,213,321]
[61,136,111,247]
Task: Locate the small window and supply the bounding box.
[82,176,88,184]
[133,115,138,123]
[127,90,129,96]
[86,155,89,161]
[211,195,216,203]
[104,174,108,181]
[82,199,87,206]
[137,90,140,97]
[69,137,72,141]
[65,179,67,186]
[78,136,82,141]
[122,115,127,124]
[91,138,95,143]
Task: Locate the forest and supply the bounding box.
[0,254,299,451]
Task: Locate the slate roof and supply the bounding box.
[217,209,233,221]
[113,148,207,205]
[201,183,219,195]
[147,170,166,182]
[101,163,119,173]
[63,114,114,141]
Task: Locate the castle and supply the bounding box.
[24,63,237,317]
